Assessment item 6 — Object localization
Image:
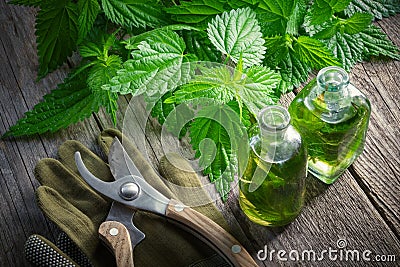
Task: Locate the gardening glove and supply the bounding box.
[25,128,231,267]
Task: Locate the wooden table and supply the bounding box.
[1,3,399,267]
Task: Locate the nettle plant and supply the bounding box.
[6,0,400,200]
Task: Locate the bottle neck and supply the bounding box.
[308,66,354,123]
[256,106,289,159]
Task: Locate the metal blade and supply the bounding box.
[75,141,170,216]
[109,138,141,180]
[108,138,170,210]
[106,202,145,247]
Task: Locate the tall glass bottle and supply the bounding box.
[239,105,307,227]
[288,66,371,184]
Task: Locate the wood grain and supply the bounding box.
[166,199,258,267]
[0,3,399,267]
[99,221,134,267]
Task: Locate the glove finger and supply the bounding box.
[34,159,109,226]
[25,234,79,267]
[159,153,231,231]
[36,186,99,256]
[98,128,175,199]
[58,140,113,183]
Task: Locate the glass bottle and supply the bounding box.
[288,66,371,184]
[239,105,307,227]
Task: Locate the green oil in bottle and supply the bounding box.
[239,106,307,227]
[288,66,371,184]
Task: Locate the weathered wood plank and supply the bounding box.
[0,3,106,266]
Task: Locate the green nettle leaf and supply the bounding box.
[256,0,297,36]
[278,50,310,89]
[182,31,220,62]
[343,12,373,34]
[207,7,266,68]
[3,71,99,137]
[167,67,236,104]
[345,0,400,20]
[36,0,78,79]
[189,103,247,200]
[105,30,195,96]
[294,36,341,69]
[78,0,100,42]
[264,35,290,67]
[101,0,167,29]
[286,0,307,36]
[124,24,201,50]
[239,65,281,111]
[359,25,400,60]
[151,92,194,138]
[88,55,122,124]
[310,0,352,25]
[168,65,280,114]
[165,0,226,27]
[9,0,41,7]
[324,32,364,71]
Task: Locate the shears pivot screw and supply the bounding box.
[119,182,140,200]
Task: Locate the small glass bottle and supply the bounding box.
[288,66,371,184]
[239,105,307,227]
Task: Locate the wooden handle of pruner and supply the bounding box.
[165,200,258,267]
[99,221,134,267]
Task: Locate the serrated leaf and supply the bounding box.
[88,55,122,124]
[151,92,194,138]
[190,103,247,200]
[309,0,352,25]
[286,0,307,36]
[239,65,281,112]
[359,25,400,60]
[165,0,226,28]
[310,19,340,39]
[105,30,195,96]
[168,65,280,114]
[123,24,201,50]
[36,0,78,79]
[264,35,290,66]
[256,0,296,36]
[79,29,118,59]
[9,0,41,7]
[207,7,265,68]
[343,12,373,34]
[168,67,235,104]
[278,50,310,89]
[78,0,100,42]
[294,36,341,69]
[182,31,220,62]
[3,71,98,137]
[101,0,167,29]
[345,0,400,20]
[323,32,364,71]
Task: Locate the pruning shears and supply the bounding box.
[75,137,257,267]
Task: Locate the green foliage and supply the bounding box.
[189,102,247,201]
[6,0,400,200]
[36,0,78,79]
[101,0,167,29]
[9,0,41,7]
[105,30,196,96]
[165,0,226,28]
[207,7,265,68]
[78,0,100,42]
[345,0,400,19]
[3,71,99,137]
